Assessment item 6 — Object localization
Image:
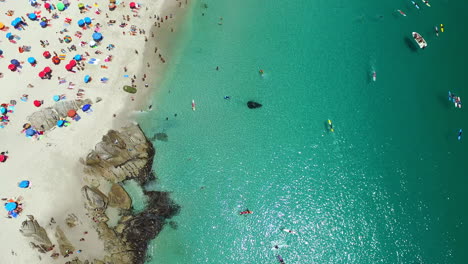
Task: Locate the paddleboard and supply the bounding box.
[192,100,196,111]
[458,129,462,141]
[283,229,297,234]
[440,24,444,32]
[328,120,334,132]
[421,0,431,7]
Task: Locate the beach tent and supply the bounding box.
[84,75,91,83]
[84,17,92,25]
[4,202,17,211]
[28,13,37,20]
[18,181,30,188]
[43,51,51,58]
[27,57,36,64]
[57,120,65,127]
[53,95,60,102]
[25,128,36,136]
[57,2,65,11]
[40,21,47,28]
[67,109,77,117]
[92,32,103,41]
[82,104,91,112]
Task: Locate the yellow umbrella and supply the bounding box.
[0,22,4,30]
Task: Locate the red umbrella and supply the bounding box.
[33,100,42,107]
[65,64,73,71]
[129,2,136,8]
[44,3,51,9]
[69,59,77,66]
[43,66,51,73]
[8,64,17,71]
[43,51,51,58]
[0,154,6,163]
[67,109,77,117]
[38,71,45,78]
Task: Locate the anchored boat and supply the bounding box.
[412,32,427,49]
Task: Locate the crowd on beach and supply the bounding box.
[0,0,187,262]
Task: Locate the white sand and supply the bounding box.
[0,0,188,262]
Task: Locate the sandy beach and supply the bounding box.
[0,0,189,262]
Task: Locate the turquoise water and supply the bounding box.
[139,0,468,263]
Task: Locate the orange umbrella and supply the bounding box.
[0,22,4,30]
[52,56,60,65]
[67,109,76,117]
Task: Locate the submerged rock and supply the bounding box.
[247,101,262,109]
[153,132,168,142]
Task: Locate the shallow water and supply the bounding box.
[138,0,468,263]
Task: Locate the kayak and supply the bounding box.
[283,229,297,234]
[440,24,444,32]
[397,9,407,16]
[435,26,439,37]
[277,255,285,263]
[239,210,253,215]
[422,0,431,7]
[411,1,420,9]
[191,99,196,111]
[458,129,462,141]
[412,32,427,49]
[372,72,377,82]
[328,119,334,132]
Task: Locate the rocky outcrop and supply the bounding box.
[27,99,92,131]
[83,125,154,183]
[55,225,75,256]
[19,215,54,252]
[108,184,132,210]
[82,125,179,264]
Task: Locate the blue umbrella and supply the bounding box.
[0,49,3,55]
[53,95,60,101]
[11,19,19,27]
[25,128,36,136]
[77,19,85,27]
[57,120,65,127]
[0,107,6,114]
[92,32,103,41]
[10,59,20,66]
[28,13,37,20]
[84,75,91,83]
[18,180,30,188]
[74,54,82,61]
[5,202,17,211]
[6,32,13,40]
[27,57,36,64]
[40,21,47,28]
[82,104,91,112]
[84,17,92,25]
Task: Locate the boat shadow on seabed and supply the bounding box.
[404,36,419,52]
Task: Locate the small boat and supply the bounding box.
[421,0,431,7]
[191,99,196,111]
[372,72,377,82]
[397,9,407,16]
[412,32,427,49]
[277,255,285,264]
[283,228,297,234]
[440,24,444,32]
[240,210,253,215]
[259,69,264,75]
[458,129,462,141]
[411,1,420,9]
[435,26,439,37]
[328,120,334,132]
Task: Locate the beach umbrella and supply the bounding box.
[89,40,96,47]
[69,59,77,66]
[78,3,85,9]
[18,180,30,188]
[0,154,7,162]
[38,71,46,78]
[23,123,31,129]
[4,202,17,211]
[92,32,103,41]
[0,49,3,56]
[0,22,4,30]
[129,2,136,9]
[77,19,85,27]
[53,95,60,102]
[33,100,42,107]
[65,64,73,71]
[27,57,36,64]
[25,128,36,136]
[84,17,92,25]
[57,2,65,11]
[110,0,116,3]
[0,107,6,114]
[43,51,51,58]
[28,13,37,20]
[57,120,65,127]
[82,104,91,112]
[67,109,77,117]
[43,66,51,73]
[8,64,17,71]
[52,56,60,65]
[6,32,13,40]
[84,75,91,83]
[11,19,19,27]
[74,54,82,61]
[10,59,20,66]
[44,3,51,9]
[64,35,72,43]
[108,3,117,10]
[40,21,47,28]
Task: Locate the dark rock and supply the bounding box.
[247,101,262,109]
[108,183,132,210]
[153,132,168,142]
[19,215,54,252]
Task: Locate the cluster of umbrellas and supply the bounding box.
[11,17,25,28]
[65,59,77,72]
[4,198,22,218]
[77,17,92,27]
[38,67,52,79]
[8,59,21,71]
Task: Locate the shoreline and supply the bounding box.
[0,0,191,262]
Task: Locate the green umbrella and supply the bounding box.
[57,2,65,11]
[78,3,84,9]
